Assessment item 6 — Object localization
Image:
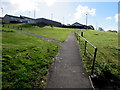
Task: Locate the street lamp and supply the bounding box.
[63,17,64,24]
[1,8,3,17]
[34,8,35,19]
[51,13,53,20]
[86,14,87,25]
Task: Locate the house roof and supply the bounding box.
[72,22,83,26]
[36,18,61,24]
[0,17,3,19]
[4,14,35,20]
[20,15,35,20]
[4,14,20,19]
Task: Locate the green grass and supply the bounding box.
[2,27,60,88]
[2,23,79,88]
[77,30,119,88]
[3,23,79,42]
[21,26,79,42]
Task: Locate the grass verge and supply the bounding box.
[77,30,119,89]
[2,27,60,88]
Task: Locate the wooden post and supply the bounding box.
[78,35,80,44]
[84,41,87,55]
[77,33,78,40]
[91,48,97,75]
[81,32,83,37]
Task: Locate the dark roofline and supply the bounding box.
[20,15,35,20]
[36,18,61,24]
[73,22,83,25]
[0,17,3,19]
[4,14,20,18]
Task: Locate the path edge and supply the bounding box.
[74,32,94,89]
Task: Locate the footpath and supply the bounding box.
[45,33,93,88]
[20,30,93,88]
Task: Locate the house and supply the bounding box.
[2,14,23,23]
[71,22,83,27]
[20,15,35,23]
[0,17,3,24]
[35,18,62,26]
[2,14,35,24]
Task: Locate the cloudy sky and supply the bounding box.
[0,0,119,31]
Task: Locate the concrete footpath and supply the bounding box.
[45,33,93,88]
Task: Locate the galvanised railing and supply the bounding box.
[75,31,97,75]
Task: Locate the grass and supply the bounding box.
[3,23,79,42]
[77,30,119,88]
[2,27,60,88]
[2,23,79,88]
[21,26,79,42]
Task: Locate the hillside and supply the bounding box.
[78,30,119,88]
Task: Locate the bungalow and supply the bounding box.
[0,17,3,24]
[20,15,35,23]
[35,18,62,26]
[2,14,35,24]
[2,14,23,24]
[71,22,83,27]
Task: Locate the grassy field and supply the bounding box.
[21,26,79,42]
[3,23,79,42]
[2,27,60,88]
[2,23,79,89]
[4,23,79,42]
[77,30,119,88]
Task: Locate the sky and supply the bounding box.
[0,0,119,31]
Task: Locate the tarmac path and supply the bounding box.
[19,30,93,88]
[19,30,61,45]
[45,33,93,88]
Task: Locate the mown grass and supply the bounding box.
[21,26,79,42]
[3,23,79,42]
[2,27,60,88]
[77,30,119,88]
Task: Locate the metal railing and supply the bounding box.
[75,31,97,75]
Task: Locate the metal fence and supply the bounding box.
[75,31,97,75]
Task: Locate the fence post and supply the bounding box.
[84,41,87,55]
[77,33,79,40]
[91,48,97,75]
[78,35,80,44]
[3,24,4,27]
[75,32,77,38]
[81,32,83,37]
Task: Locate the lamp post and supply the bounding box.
[34,8,35,19]
[96,22,97,30]
[51,13,53,20]
[29,11,30,17]
[86,13,88,30]
[63,17,64,24]
[1,8,3,17]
